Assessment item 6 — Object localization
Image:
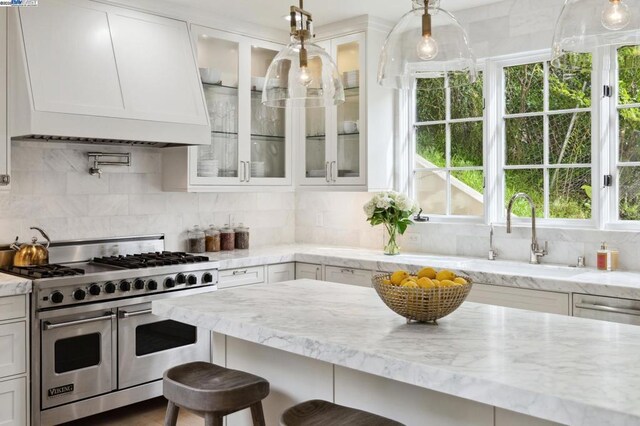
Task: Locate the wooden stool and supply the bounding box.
[163,361,269,426]
[281,400,405,426]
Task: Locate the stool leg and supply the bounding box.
[204,412,224,426]
[164,401,180,426]
[250,402,266,426]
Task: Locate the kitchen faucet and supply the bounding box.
[506,193,548,264]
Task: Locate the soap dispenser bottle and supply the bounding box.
[597,242,609,271]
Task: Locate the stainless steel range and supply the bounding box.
[1,234,219,426]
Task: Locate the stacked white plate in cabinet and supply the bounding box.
[342,70,359,89]
[251,162,266,177]
[198,159,219,177]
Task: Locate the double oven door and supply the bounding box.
[40,298,210,410]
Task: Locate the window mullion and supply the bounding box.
[543,61,550,219]
[445,75,452,215]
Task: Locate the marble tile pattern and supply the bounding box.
[0,272,31,296]
[208,244,640,299]
[296,192,640,273]
[153,280,640,426]
[2,141,295,251]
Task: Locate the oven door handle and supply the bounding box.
[43,312,115,330]
[119,309,153,319]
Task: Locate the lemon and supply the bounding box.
[432,279,441,287]
[417,267,437,280]
[440,280,457,287]
[382,278,392,285]
[417,277,436,289]
[436,270,457,282]
[390,270,409,286]
[453,277,468,286]
[401,280,419,288]
[400,277,417,286]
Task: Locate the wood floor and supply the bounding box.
[61,397,203,426]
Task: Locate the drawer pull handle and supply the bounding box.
[120,309,153,319]
[43,313,115,330]
[233,270,248,275]
[575,303,640,317]
[340,268,354,274]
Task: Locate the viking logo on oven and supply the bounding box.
[48,384,74,397]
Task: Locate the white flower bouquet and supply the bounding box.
[363,191,419,255]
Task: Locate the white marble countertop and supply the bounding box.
[0,272,31,297]
[204,244,640,299]
[154,280,640,426]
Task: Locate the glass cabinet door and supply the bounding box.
[334,36,364,184]
[250,46,288,183]
[193,31,240,183]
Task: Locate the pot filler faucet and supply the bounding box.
[506,192,548,264]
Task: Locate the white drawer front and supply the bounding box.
[0,297,26,322]
[0,377,27,426]
[295,263,322,281]
[267,263,295,284]
[219,266,265,289]
[0,322,26,378]
[324,266,373,287]
[467,284,569,315]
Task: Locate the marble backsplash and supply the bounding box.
[2,141,295,251]
[295,192,640,272]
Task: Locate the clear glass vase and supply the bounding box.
[383,223,400,255]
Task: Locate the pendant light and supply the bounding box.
[551,0,640,71]
[262,0,344,108]
[377,0,477,90]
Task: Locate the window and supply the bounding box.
[615,45,640,221]
[412,73,484,218]
[502,57,592,220]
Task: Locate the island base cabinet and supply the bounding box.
[334,366,493,426]
[223,336,333,426]
[0,377,26,426]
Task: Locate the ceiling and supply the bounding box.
[156,0,504,30]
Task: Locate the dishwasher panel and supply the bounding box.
[573,294,640,326]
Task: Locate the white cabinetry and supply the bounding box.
[324,266,373,287]
[467,284,569,315]
[218,266,266,289]
[573,294,640,325]
[295,263,323,281]
[0,295,28,426]
[267,263,295,283]
[162,26,292,191]
[296,18,394,191]
[0,9,9,189]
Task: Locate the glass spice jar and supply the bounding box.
[205,225,220,252]
[220,225,235,251]
[187,225,206,253]
[234,223,250,250]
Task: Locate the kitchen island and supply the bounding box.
[153,280,640,426]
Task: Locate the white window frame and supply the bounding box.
[493,50,598,228]
[407,63,487,224]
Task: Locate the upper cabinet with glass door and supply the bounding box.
[163,26,291,191]
[298,33,367,188]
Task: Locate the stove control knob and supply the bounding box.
[134,279,145,290]
[164,278,176,288]
[50,291,64,304]
[104,282,116,294]
[73,289,86,301]
[119,281,131,292]
[202,272,214,284]
[89,284,101,296]
[176,273,186,285]
[147,280,158,291]
[187,275,198,286]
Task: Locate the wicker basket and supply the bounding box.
[372,273,472,324]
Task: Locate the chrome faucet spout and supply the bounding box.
[505,192,547,264]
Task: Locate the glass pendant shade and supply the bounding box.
[262,38,345,108]
[551,0,640,70]
[377,2,477,89]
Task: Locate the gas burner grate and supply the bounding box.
[2,264,85,279]
[92,251,210,269]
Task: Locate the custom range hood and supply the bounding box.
[8,0,211,147]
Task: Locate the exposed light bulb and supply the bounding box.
[298,65,312,87]
[601,0,631,31]
[416,35,439,61]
